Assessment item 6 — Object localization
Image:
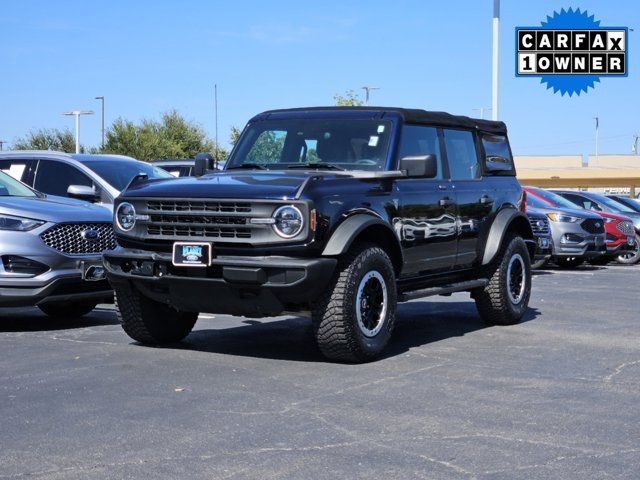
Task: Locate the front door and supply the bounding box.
[396,125,458,276]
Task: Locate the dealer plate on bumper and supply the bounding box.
[538,237,550,248]
[628,236,636,246]
[172,242,212,267]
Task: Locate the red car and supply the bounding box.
[525,187,635,264]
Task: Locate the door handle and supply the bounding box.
[439,197,455,207]
[437,184,448,190]
[480,195,494,204]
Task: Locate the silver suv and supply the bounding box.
[0,151,172,210]
[0,171,115,317]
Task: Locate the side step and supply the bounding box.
[398,279,488,302]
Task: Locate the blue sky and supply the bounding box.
[1,0,638,155]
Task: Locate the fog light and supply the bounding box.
[2,255,49,275]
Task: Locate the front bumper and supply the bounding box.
[103,247,337,317]
[550,227,606,258]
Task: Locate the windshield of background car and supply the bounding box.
[590,193,636,213]
[0,171,37,197]
[84,160,173,191]
[531,188,579,209]
[526,194,551,209]
[227,119,393,171]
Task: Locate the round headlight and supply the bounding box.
[116,202,136,231]
[272,205,304,238]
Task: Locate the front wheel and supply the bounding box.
[616,234,640,264]
[474,235,531,325]
[312,243,397,363]
[114,284,198,345]
[39,301,97,318]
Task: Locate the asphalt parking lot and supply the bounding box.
[1,264,639,479]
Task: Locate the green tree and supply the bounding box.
[333,89,364,106]
[13,128,83,153]
[229,126,242,146]
[102,110,226,161]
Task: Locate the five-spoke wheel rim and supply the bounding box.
[355,271,388,337]
[506,253,526,305]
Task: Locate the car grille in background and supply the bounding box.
[616,220,636,236]
[146,200,253,239]
[40,223,116,255]
[581,218,605,234]
[528,217,550,236]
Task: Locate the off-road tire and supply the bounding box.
[474,235,531,326]
[114,283,197,345]
[616,234,640,265]
[555,256,584,269]
[39,301,97,318]
[312,243,396,363]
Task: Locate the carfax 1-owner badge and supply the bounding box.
[516,8,628,96]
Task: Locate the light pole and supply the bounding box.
[62,110,94,154]
[593,116,599,163]
[633,134,639,154]
[0,140,6,151]
[472,107,492,119]
[361,86,380,106]
[492,0,500,120]
[95,96,105,149]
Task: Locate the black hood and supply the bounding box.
[123,171,327,200]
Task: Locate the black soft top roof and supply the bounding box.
[255,106,507,135]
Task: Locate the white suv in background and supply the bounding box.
[0,151,172,210]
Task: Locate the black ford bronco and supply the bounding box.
[104,107,535,362]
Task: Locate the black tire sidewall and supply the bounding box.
[501,238,531,318]
[616,234,640,264]
[346,248,397,357]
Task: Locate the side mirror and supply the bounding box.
[485,155,512,172]
[400,154,437,178]
[67,184,98,201]
[194,153,215,177]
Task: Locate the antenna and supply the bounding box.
[214,84,219,161]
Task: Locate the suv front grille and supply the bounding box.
[581,218,605,234]
[41,223,116,255]
[529,217,550,236]
[617,220,636,236]
[147,200,252,213]
[147,225,252,239]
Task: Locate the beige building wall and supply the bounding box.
[587,154,640,168]
[514,155,583,169]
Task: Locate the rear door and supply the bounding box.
[396,125,457,276]
[442,128,493,268]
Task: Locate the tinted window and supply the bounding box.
[561,193,602,211]
[443,129,479,180]
[482,134,513,169]
[83,160,172,191]
[34,160,93,197]
[397,125,442,180]
[0,159,37,186]
[529,188,578,209]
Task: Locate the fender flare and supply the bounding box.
[482,208,534,265]
[322,214,399,256]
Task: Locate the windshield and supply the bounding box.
[0,171,37,197]
[529,188,578,209]
[589,193,637,213]
[227,119,393,171]
[84,160,173,191]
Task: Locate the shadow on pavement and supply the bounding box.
[0,306,119,332]
[167,301,540,363]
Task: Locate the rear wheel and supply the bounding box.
[39,301,97,318]
[474,235,531,326]
[616,234,640,264]
[555,256,583,268]
[114,284,197,344]
[312,243,396,363]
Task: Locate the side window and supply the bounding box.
[246,130,286,164]
[397,125,442,180]
[0,159,37,186]
[34,160,93,197]
[482,135,513,171]
[443,129,480,180]
[563,193,600,211]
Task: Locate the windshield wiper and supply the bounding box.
[287,162,345,171]
[226,163,268,170]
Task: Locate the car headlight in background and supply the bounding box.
[115,202,136,231]
[0,214,45,231]
[272,205,304,238]
[547,213,581,223]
